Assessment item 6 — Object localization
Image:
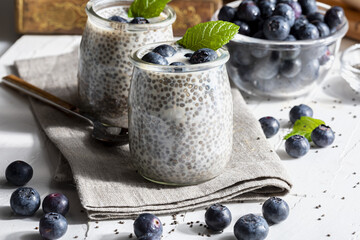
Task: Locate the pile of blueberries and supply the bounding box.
[219,0,345,95]
[259,104,335,158]
[6,161,69,240]
[141,44,218,66]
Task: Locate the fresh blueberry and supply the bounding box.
[296,23,319,40]
[259,116,280,138]
[237,1,261,22]
[142,52,168,65]
[233,20,251,36]
[300,58,320,82]
[288,1,302,19]
[5,160,33,186]
[227,44,254,66]
[324,6,345,29]
[218,6,236,22]
[170,62,185,72]
[280,58,302,78]
[312,20,330,38]
[311,124,335,147]
[307,12,324,23]
[263,16,290,40]
[39,212,68,240]
[273,3,295,27]
[189,48,217,64]
[262,197,290,225]
[130,17,149,24]
[133,213,163,240]
[42,193,70,216]
[289,104,313,123]
[258,0,275,19]
[152,44,176,57]
[108,15,128,23]
[291,15,308,37]
[276,0,293,4]
[10,187,40,216]
[285,135,310,158]
[252,31,266,39]
[184,53,193,58]
[234,214,269,240]
[251,52,280,80]
[251,46,269,58]
[205,203,232,232]
[298,0,317,15]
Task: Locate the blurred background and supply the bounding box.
[0,1,19,55]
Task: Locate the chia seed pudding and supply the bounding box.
[128,42,233,185]
[78,0,176,128]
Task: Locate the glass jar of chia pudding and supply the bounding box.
[78,0,176,128]
[128,41,233,185]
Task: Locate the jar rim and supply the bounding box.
[129,41,230,73]
[86,0,176,30]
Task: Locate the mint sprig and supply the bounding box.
[128,0,171,18]
[177,21,240,51]
[284,116,325,142]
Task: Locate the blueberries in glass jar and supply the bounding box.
[234,214,269,240]
[6,160,33,186]
[39,212,68,240]
[307,12,324,23]
[300,58,320,82]
[142,52,168,65]
[273,3,295,27]
[170,62,186,72]
[280,58,302,78]
[190,48,218,64]
[288,1,302,19]
[298,0,317,15]
[312,20,330,38]
[289,104,313,123]
[259,116,280,138]
[324,6,345,29]
[252,52,280,80]
[318,48,332,66]
[218,5,236,22]
[258,0,275,19]
[262,197,290,225]
[311,124,335,147]
[152,44,176,57]
[130,17,149,24]
[237,1,261,22]
[291,15,309,37]
[133,213,163,240]
[108,15,128,23]
[296,23,319,40]
[233,20,251,36]
[285,135,310,158]
[205,203,232,231]
[42,193,70,216]
[10,187,41,216]
[263,16,290,40]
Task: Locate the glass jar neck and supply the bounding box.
[85,0,176,31]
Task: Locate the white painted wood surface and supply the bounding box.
[0,35,359,240]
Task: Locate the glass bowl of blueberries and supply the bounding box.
[213,0,349,98]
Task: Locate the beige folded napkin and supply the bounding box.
[15,50,292,220]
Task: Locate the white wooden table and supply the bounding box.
[0,35,359,240]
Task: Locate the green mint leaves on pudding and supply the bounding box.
[128,0,171,18]
[177,20,240,51]
[284,116,325,142]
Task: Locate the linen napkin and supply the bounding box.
[14,49,292,220]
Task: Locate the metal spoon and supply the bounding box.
[2,74,129,144]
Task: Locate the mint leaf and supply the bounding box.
[128,0,171,18]
[177,21,240,51]
[284,116,325,142]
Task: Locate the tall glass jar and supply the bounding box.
[78,0,176,128]
[128,42,233,185]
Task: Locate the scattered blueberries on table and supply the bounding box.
[259,116,280,138]
[42,193,70,216]
[10,187,41,216]
[5,160,33,186]
[262,197,290,225]
[285,135,310,158]
[311,124,335,148]
[134,213,163,240]
[234,214,269,240]
[39,212,68,240]
[153,44,177,57]
[205,203,232,232]
[289,104,313,124]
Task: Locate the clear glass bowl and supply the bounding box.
[213,1,349,98]
[341,44,360,92]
